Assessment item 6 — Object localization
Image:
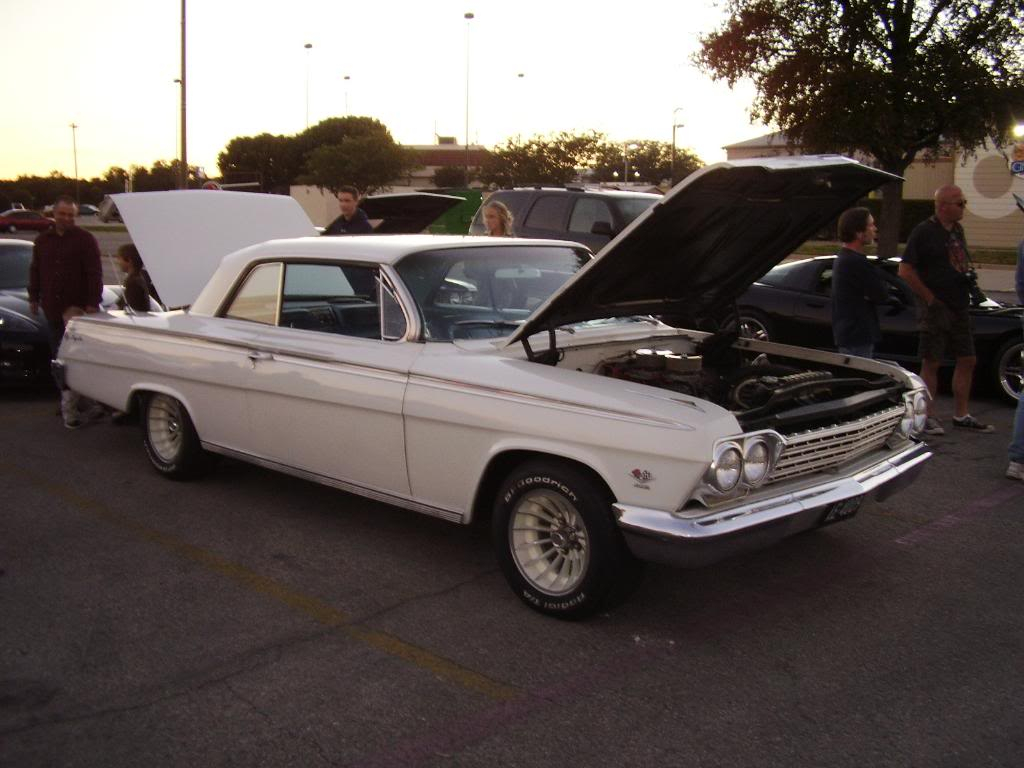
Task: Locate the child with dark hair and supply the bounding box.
[115,244,153,311]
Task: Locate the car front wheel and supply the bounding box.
[737,310,772,342]
[993,337,1024,404]
[142,392,209,479]
[492,460,641,619]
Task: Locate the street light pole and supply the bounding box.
[69,123,79,203]
[304,43,313,129]
[623,142,638,187]
[464,11,474,187]
[343,74,350,115]
[670,107,684,187]
[179,0,187,190]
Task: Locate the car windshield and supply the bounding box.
[395,244,590,341]
[0,244,33,289]
[616,196,659,225]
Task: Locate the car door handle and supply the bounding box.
[247,350,273,367]
[803,300,826,308]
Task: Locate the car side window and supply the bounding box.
[224,262,282,324]
[279,263,384,340]
[568,199,613,234]
[523,196,570,231]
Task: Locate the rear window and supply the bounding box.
[0,244,33,289]
[613,196,659,226]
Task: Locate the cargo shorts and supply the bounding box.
[918,301,975,360]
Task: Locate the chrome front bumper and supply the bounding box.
[614,441,931,568]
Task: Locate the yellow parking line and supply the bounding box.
[6,465,519,702]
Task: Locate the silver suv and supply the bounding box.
[469,187,661,252]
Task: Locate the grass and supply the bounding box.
[793,241,1018,266]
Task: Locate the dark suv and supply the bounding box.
[468,187,661,252]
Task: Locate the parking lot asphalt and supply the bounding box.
[1,386,1022,767]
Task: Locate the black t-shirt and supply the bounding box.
[901,216,971,310]
[323,208,373,235]
[832,247,887,346]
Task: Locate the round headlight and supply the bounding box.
[712,446,742,492]
[743,439,771,485]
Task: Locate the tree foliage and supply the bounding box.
[480,131,703,187]
[0,160,198,208]
[696,0,1024,253]
[592,140,702,185]
[218,116,416,195]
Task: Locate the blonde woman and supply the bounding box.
[483,200,515,237]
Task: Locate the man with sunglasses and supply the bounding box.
[899,185,993,435]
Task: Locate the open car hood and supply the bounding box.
[506,155,900,345]
[357,192,464,233]
[113,190,316,308]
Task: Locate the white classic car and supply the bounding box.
[56,156,932,618]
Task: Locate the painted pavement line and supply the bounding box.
[892,482,1024,547]
[6,464,519,703]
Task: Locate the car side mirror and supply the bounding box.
[590,221,615,238]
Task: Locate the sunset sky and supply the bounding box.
[0,0,771,181]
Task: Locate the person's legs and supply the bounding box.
[920,358,942,415]
[951,355,977,418]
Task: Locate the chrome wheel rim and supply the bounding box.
[999,342,1024,401]
[739,316,770,342]
[148,394,184,464]
[510,489,589,596]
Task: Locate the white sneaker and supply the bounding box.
[922,417,945,436]
[1008,462,1024,481]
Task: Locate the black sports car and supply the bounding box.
[735,255,1023,404]
[0,238,161,387]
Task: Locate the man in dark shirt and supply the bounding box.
[899,185,992,435]
[832,207,887,358]
[323,185,373,235]
[28,195,103,428]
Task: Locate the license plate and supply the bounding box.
[820,495,863,526]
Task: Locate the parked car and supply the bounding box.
[468,187,661,252]
[0,239,161,387]
[55,158,932,618]
[0,209,54,233]
[733,255,1024,404]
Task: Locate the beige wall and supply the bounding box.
[955,144,1024,248]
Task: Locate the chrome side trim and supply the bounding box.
[73,317,413,377]
[201,442,465,524]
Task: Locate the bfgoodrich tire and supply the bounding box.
[142,392,210,479]
[492,460,642,619]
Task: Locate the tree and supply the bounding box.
[480,131,606,186]
[301,134,415,194]
[697,0,1024,255]
[433,166,467,188]
[592,140,702,185]
[218,133,303,193]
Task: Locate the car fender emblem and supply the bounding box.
[630,468,655,488]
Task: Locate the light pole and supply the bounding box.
[304,43,313,129]
[69,123,79,203]
[343,74,351,114]
[623,142,638,187]
[670,107,684,186]
[179,0,187,190]
[463,11,474,187]
[174,79,182,161]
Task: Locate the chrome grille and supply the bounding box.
[767,405,904,483]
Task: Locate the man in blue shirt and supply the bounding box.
[832,207,887,358]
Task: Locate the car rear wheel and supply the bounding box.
[492,460,642,619]
[993,337,1024,404]
[142,393,209,479]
